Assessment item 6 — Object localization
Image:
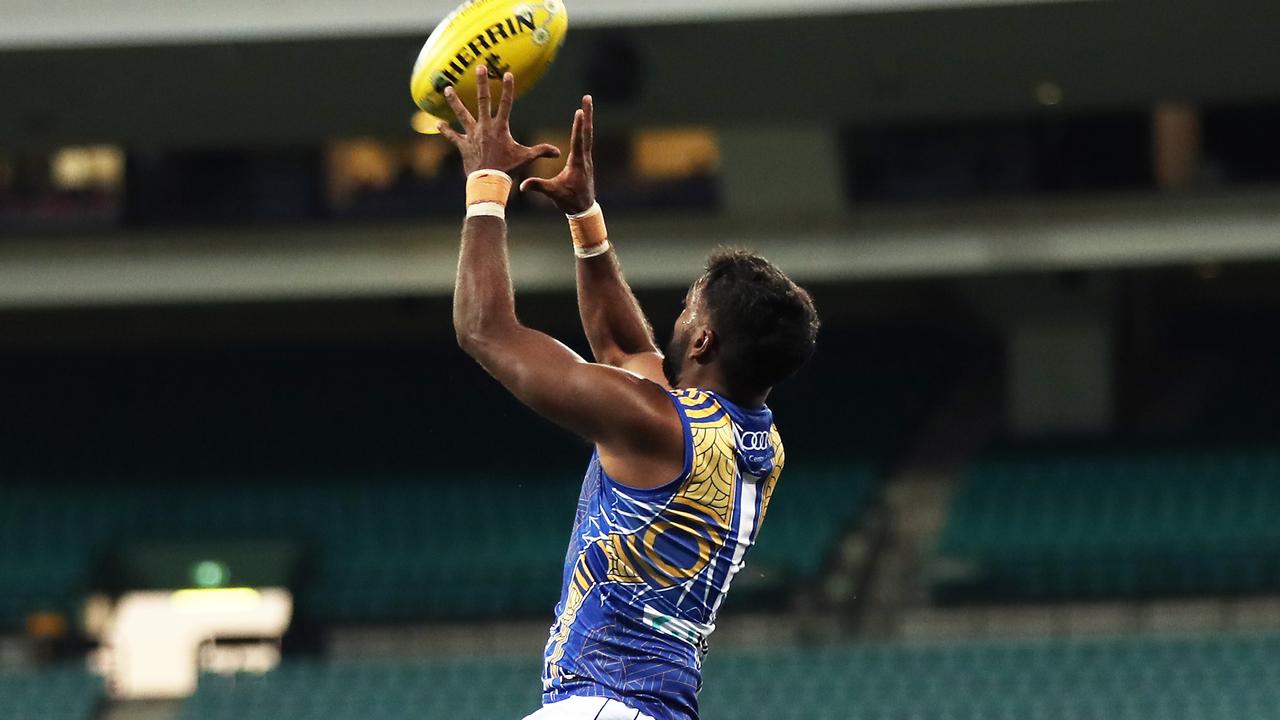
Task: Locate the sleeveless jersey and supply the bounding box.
[542,388,785,720]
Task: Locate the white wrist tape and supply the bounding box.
[566,202,602,221]
[574,239,611,259]
[466,201,506,220]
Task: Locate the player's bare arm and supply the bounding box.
[440,66,683,489]
[521,96,668,387]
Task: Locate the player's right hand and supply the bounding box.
[520,95,596,215]
[438,66,561,177]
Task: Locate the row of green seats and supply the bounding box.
[181,632,1280,720]
[0,344,897,627]
[0,475,579,627]
[935,446,1280,601]
[756,465,873,574]
[181,656,541,720]
[0,664,101,720]
[0,462,874,627]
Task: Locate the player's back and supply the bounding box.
[542,388,785,720]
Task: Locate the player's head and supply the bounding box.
[663,249,819,400]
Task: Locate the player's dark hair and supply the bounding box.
[700,249,819,396]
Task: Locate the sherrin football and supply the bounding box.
[410,0,569,131]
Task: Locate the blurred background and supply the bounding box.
[2,0,1280,718]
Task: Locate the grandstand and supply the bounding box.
[2,1,1280,720]
[183,633,1280,720]
[935,444,1280,602]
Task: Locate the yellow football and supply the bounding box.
[410,0,569,132]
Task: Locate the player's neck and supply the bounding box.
[677,367,769,410]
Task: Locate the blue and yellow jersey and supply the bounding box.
[542,388,784,720]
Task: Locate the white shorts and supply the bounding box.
[522,696,656,720]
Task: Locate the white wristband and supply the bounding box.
[566,201,602,220]
[575,239,611,259]
[467,169,512,184]
[466,201,506,220]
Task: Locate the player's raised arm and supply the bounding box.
[439,68,683,488]
[521,97,668,387]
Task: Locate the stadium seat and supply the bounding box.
[180,633,1280,720]
[0,664,102,720]
[0,463,873,627]
[934,445,1280,602]
[0,348,891,627]
[181,656,542,720]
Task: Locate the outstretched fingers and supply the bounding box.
[582,95,594,156]
[474,65,491,121]
[568,109,585,164]
[520,176,550,194]
[436,121,464,147]
[527,143,562,162]
[497,72,516,124]
[443,86,475,131]
[437,66,562,176]
[518,142,567,195]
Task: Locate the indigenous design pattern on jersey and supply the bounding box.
[542,389,784,720]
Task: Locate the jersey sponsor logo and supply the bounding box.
[736,428,771,452]
[642,605,714,647]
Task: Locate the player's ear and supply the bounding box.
[689,328,717,363]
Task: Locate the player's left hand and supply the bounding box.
[439,66,561,176]
[520,95,596,216]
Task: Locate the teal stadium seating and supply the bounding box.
[0,463,873,627]
[181,656,541,720]
[0,664,101,720]
[0,345,894,627]
[935,445,1280,602]
[181,633,1280,720]
[726,463,874,608]
[0,475,580,626]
